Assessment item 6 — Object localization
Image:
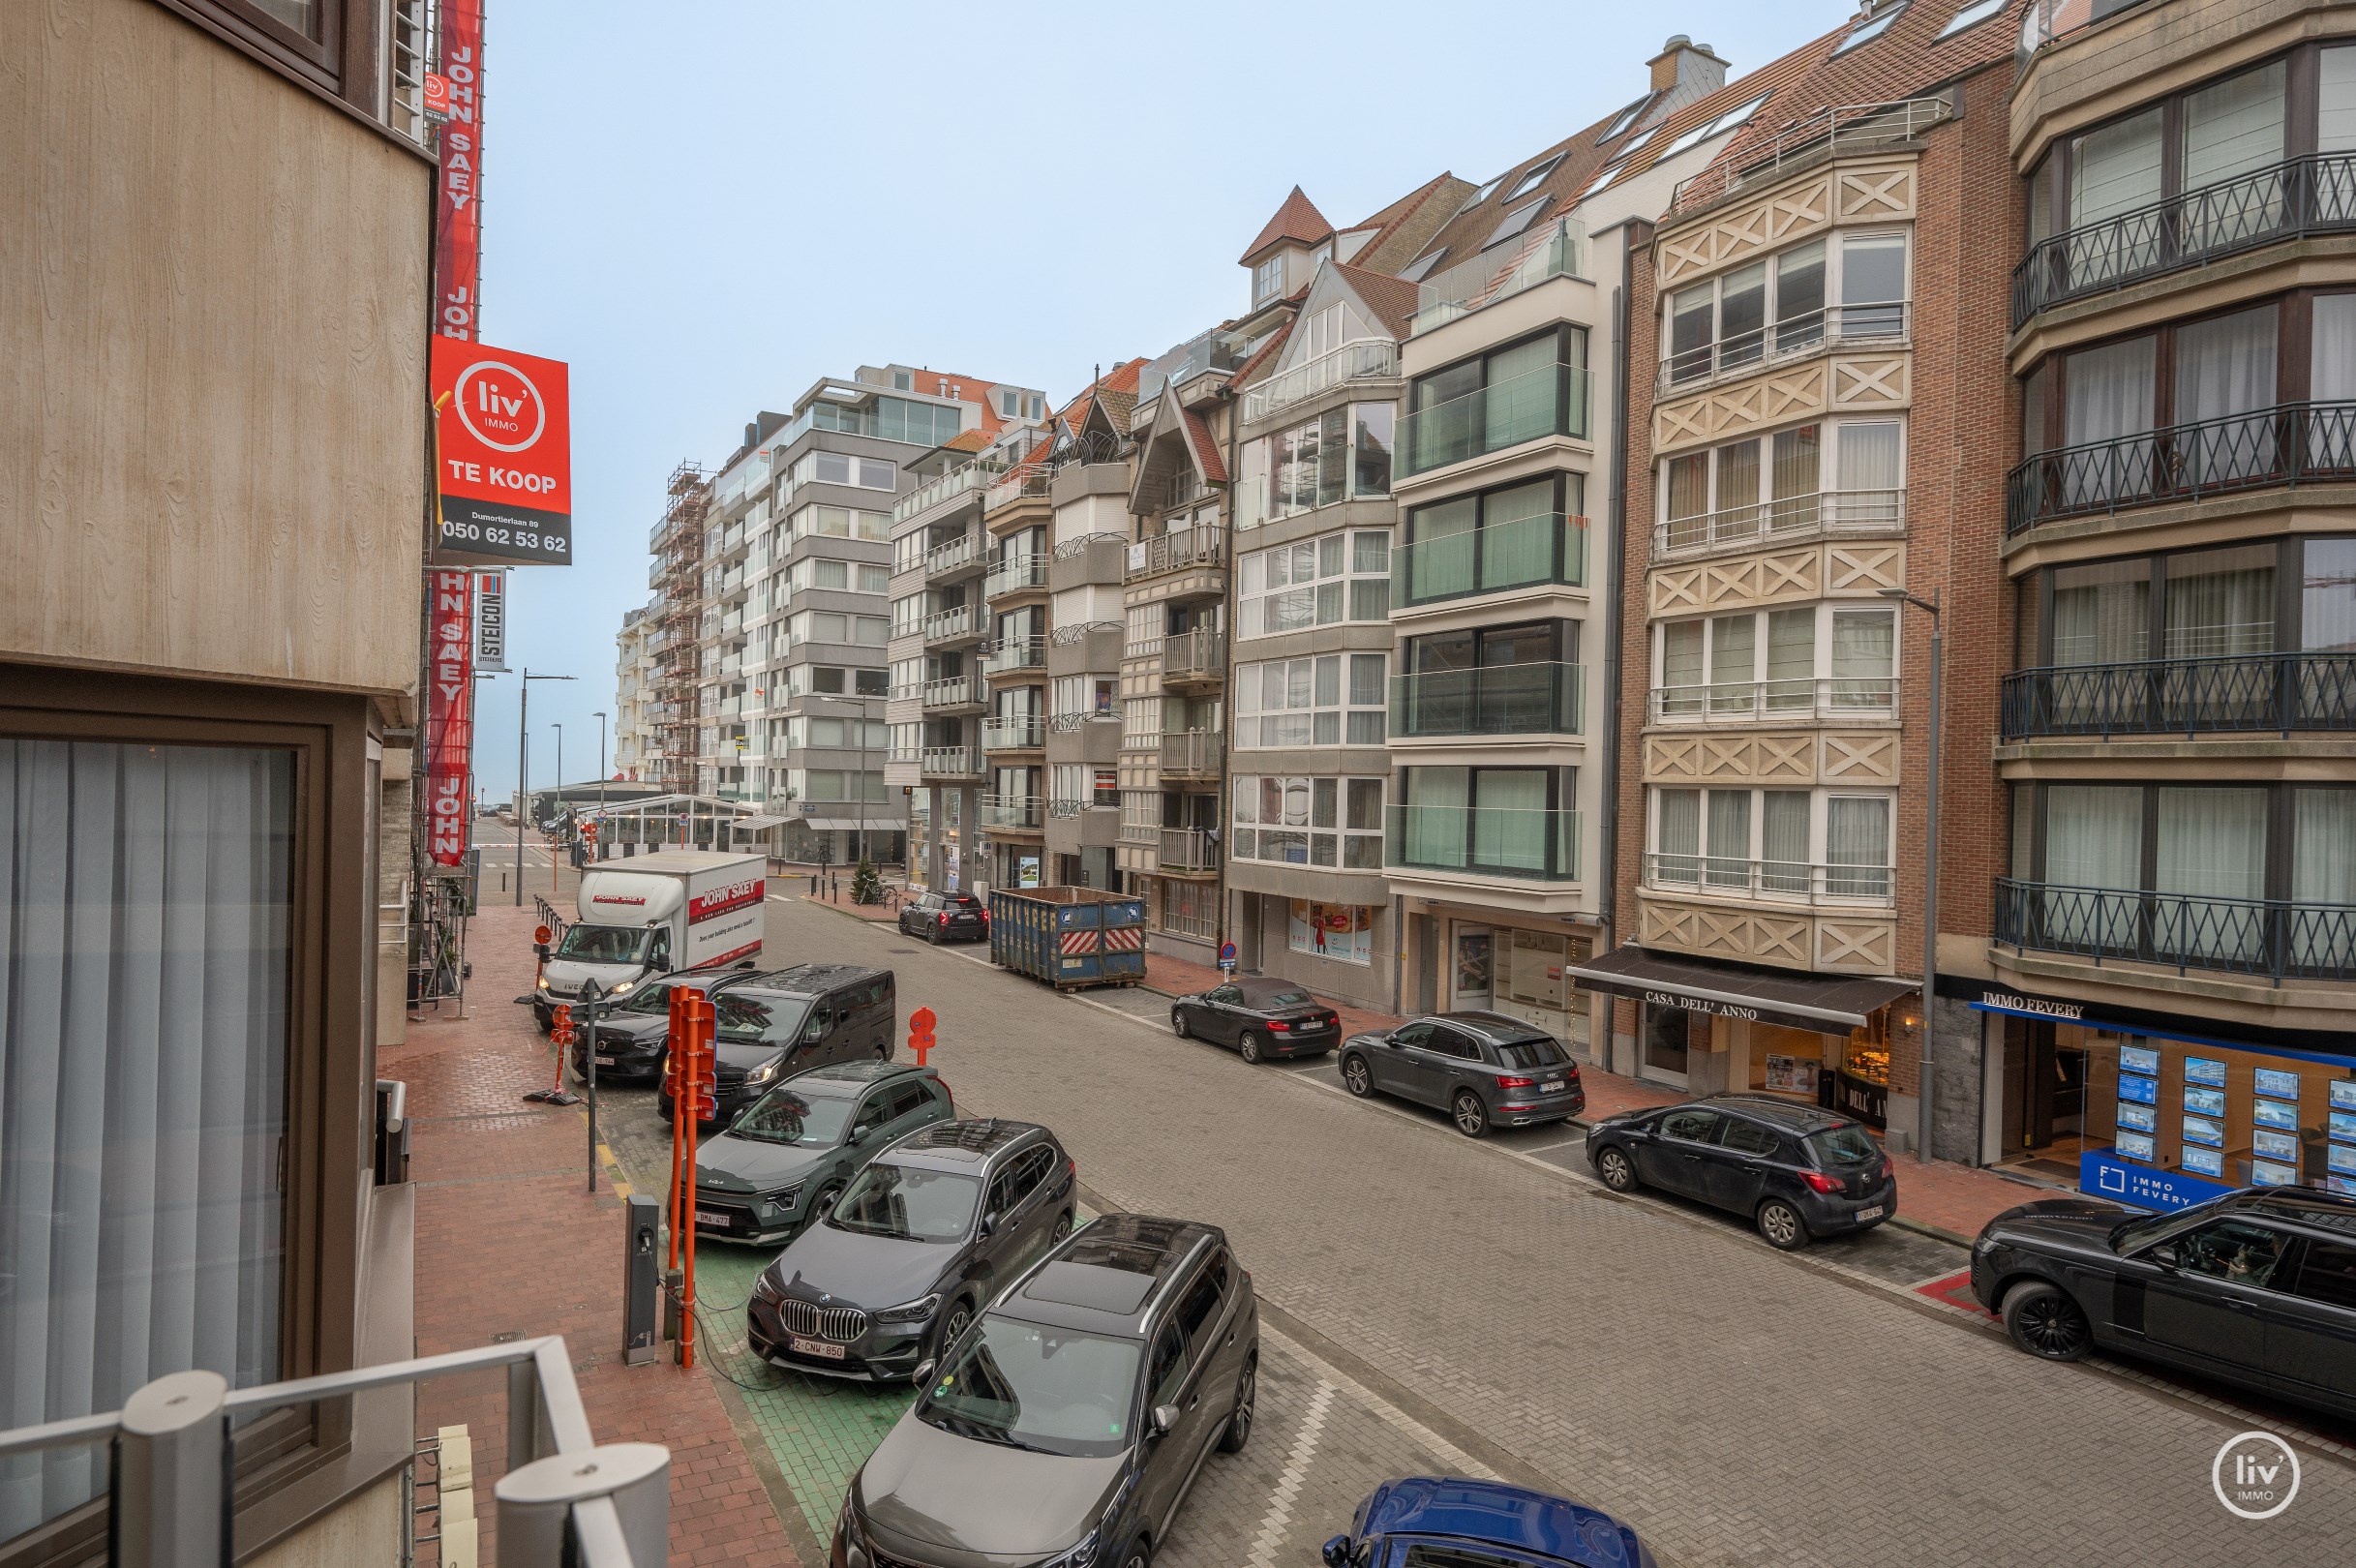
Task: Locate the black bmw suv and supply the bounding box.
[1586,1095,1895,1250]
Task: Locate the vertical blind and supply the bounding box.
[0,740,291,1537]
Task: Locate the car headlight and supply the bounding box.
[761,1183,802,1212]
[745,1057,780,1086]
[872,1293,940,1324]
[611,979,635,996]
[836,1490,865,1549]
[752,1270,782,1303]
[536,976,551,991]
[1974,1235,1998,1256]
[1042,1526,1101,1568]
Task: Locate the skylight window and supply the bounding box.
[1660,92,1773,158]
[1581,162,1629,200]
[1937,0,2005,36]
[1397,249,1447,284]
[1833,3,1908,54]
[1503,154,1565,203]
[1599,95,1653,141]
[1482,197,1552,251]
[1619,125,1661,157]
[1454,177,1503,216]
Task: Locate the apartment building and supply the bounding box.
[649,462,710,795]
[1983,0,2356,1201]
[614,603,658,780]
[1593,1,2026,1156]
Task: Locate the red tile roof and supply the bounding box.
[1239,185,1335,265]
[1181,408,1228,484]
[1331,261,1420,341]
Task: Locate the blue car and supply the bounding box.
[1323,1477,1656,1568]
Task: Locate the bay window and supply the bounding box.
[1234,653,1388,747]
[1230,774,1384,869]
[1660,231,1903,387]
[1401,326,1587,474]
[1397,472,1586,607]
[1396,620,1581,737]
[1237,402,1396,526]
[1393,766,1578,880]
[1647,784,1893,899]
[1652,603,1896,720]
[1657,418,1904,552]
[1236,529,1390,636]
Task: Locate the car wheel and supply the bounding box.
[1756,1198,1809,1251]
[810,1182,843,1223]
[1051,1209,1074,1243]
[1217,1358,1255,1453]
[1117,1537,1151,1568]
[1238,1030,1265,1065]
[1452,1090,1489,1138]
[2003,1280,2093,1362]
[1341,1053,1373,1097]
[929,1298,975,1367]
[1172,1010,1192,1040]
[1596,1145,1638,1192]
[873,1043,890,1061]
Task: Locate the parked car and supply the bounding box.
[1585,1095,1895,1250]
[659,963,894,1129]
[565,971,759,1083]
[1170,977,1341,1063]
[898,888,989,945]
[1972,1186,2356,1416]
[684,1062,953,1246]
[1338,1012,1584,1136]
[834,1213,1257,1568]
[1322,1477,1655,1568]
[749,1118,1076,1381]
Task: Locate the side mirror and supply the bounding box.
[1321,1539,1356,1568]
[803,1019,826,1043]
[2149,1244,2178,1270]
[846,1126,865,1146]
[978,1210,1000,1238]
[913,1359,936,1386]
[1150,1403,1180,1436]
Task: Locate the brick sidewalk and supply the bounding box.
[382,901,799,1568]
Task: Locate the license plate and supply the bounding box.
[595,1055,618,1067]
[1296,1022,1324,1033]
[788,1335,846,1361]
[1540,1078,1566,1093]
[694,1209,730,1227]
[1855,1204,1886,1221]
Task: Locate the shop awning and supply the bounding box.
[729,814,788,830]
[1566,946,1921,1036]
[803,816,882,832]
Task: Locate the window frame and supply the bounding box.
[1235,529,1393,638]
[1232,651,1390,750]
[1661,231,1911,386]
[1646,783,1897,900]
[1229,773,1386,870]
[2009,778,2356,907]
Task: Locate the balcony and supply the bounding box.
[921,673,986,711]
[984,635,1048,676]
[1646,854,1892,904]
[1392,662,1584,739]
[1241,339,1401,423]
[1399,362,1589,478]
[2001,652,2356,739]
[924,604,986,644]
[1127,526,1227,584]
[1649,677,1896,726]
[1159,827,1221,875]
[2011,152,2356,328]
[1050,532,1128,592]
[1160,730,1223,780]
[1411,218,1587,335]
[985,551,1048,599]
[985,463,1054,514]
[1995,877,2356,983]
[2006,402,2356,536]
[1392,513,1586,609]
[921,744,983,779]
[925,531,984,580]
[982,713,1046,751]
[1163,630,1226,688]
[1670,98,1952,216]
[1389,806,1581,882]
[1655,488,1905,560]
[1657,302,1911,400]
[892,459,1006,526]
[981,793,1044,831]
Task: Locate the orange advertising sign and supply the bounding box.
[432,335,572,565]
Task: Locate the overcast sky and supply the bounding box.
[473,0,1857,799]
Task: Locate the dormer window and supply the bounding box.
[1454,177,1503,216]
[1833,2,1907,55]
[1254,256,1284,302]
[1600,96,1652,141]
[1483,196,1553,251]
[1503,154,1565,203]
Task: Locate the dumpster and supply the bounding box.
[988,886,1148,990]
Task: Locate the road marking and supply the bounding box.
[1244,1378,1334,1568]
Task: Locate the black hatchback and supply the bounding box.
[1586,1095,1895,1249]
[1171,977,1342,1063]
[899,889,987,945]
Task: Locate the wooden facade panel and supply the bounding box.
[1655,159,1917,289]
[1815,918,1896,974]
[1820,732,1900,784]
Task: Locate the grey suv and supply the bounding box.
[836,1214,1258,1568]
[749,1119,1075,1382]
[1339,1012,1586,1136]
[685,1061,953,1246]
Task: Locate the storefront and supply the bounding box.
[1406,908,1598,1053]
[1964,980,2356,1209]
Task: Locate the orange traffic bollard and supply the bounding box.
[908,1006,937,1067]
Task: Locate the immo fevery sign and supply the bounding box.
[424,569,475,866]
[432,337,572,566]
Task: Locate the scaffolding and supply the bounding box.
[650,462,710,798]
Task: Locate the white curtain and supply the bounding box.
[0,741,290,1537]
[1833,421,1903,524]
[1404,768,1467,866]
[2046,786,2143,888]
[2157,787,2269,962]
[1653,789,1700,884]
[1472,769,1548,871]
[2051,560,2152,665]
[2163,545,2276,661]
[2292,791,2356,971]
[1762,792,1811,894]
[2065,337,2158,505]
[2175,305,2279,481]
[2181,62,2285,192]
[1705,789,1751,888]
[2312,298,2356,470]
[1825,797,1890,897]
[1829,610,1895,710]
[2071,108,2162,225]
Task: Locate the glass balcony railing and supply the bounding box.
[1398,362,1590,476]
[981,793,1043,830]
[1649,676,1897,724]
[1391,662,1583,739]
[1387,805,1580,882]
[1392,513,1586,609]
[892,460,1006,525]
[985,552,1048,599]
[2001,652,2356,739]
[1996,876,2356,982]
[921,674,984,710]
[983,636,1048,676]
[1240,340,1400,423]
[1646,852,1892,902]
[923,605,983,642]
[925,532,983,578]
[1411,218,1588,335]
[982,714,1045,750]
[920,745,982,778]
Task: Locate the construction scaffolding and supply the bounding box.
[650,461,710,797]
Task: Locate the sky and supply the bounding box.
[472,0,1858,799]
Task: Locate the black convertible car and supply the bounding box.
[1170,977,1341,1063]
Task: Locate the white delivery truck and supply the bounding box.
[533,850,765,1029]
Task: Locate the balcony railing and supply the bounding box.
[1159,827,1221,874]
[925,531,983,578]
[1411,218,1588,335]
[981,793,1043,830]
[1670,98,1953,216]
[2012,152,2356,327]
[983,635,1048,676]
[1160,731,1223,778]
[921,744,982,777]
[2006,402,2356,535]
[985,552,1048,598]
[1646,853,1893,902]
[1658,302,1910,398]
[1241,340,1401,423]
[923,604,983,642]
[982,713,1046,750]
[2001,652,2356,739]
[892,459,1007,525]
[1650,676,1897,724]
[985,462,1054,513]
[1399,362,1590,477]
[1655,488,1904,559]
[1052,619,1122,648]
[1163,630,1226,683]
[1392,662,1584,739]
[1393,513,1587,608]
[921,674,985,710]
[1996,876,2356,982]
[1127,526,1228,583]
[1389,805,1581,882]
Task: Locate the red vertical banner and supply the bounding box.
[434,1,487,340]
[425,569,476,866]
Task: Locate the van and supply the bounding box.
[659,963,898,1128]
[534,850,764,1030]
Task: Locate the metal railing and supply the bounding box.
[982,714,1046,750]
[925,532,983,578]
[1391,662,1584,738]
[1160,731,1223,778]
[1051,618,1122,648]
[1412,218,1589,335]
[2012,152,2356,326]
[1658,301,1910,397]
[1241,340,1401,423]
[921,674,984,710]
[920,745,982,777]
[984,552,1048,598]
[1163,630,1226,682]
[892,459,1007,525]
[1996,876,2356,981]
[983,636,1048,675]
[984,462,1055,513]
[0,1338,662,1568]
[923,604,983,642]
[1127,526,1228,583]
[1159,827,1221,873]
[1670,98,1953,215]
[1650,676,1897,724]
[981,793,1043,829]
[1646,852,1893,902]
[2005,401,2356,535]
[2001,652,2356,738]
[1655,488,1905,558]
[1399,362,1590,477]
[1393,513,1587,608]
[1388,805,1581,882]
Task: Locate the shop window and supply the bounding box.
[1288,901,1374,964]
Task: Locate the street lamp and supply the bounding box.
[516,669,576,905]
[1879,587,1942,1162]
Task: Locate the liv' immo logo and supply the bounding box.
[455,359,547,453]
[2212,1431,2301,1520]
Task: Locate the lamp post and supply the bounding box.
[516,670,577,905]
[1880,587,1942,1162]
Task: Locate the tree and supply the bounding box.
[851,856,883,906]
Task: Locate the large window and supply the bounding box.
[1652,603,1895,720]
[1237,530,1390,636]
[1394,766,1578,879]
[1234,654,1388,747]
[1230,775,1384,869]
[787,454,895,498]
[1397,472,1586,607]
[1662,231,1906,388]
[1659,418,1903,552]
[789,502,890,539]
[2019,536,2356,666]
[1236,404,1394,528]
[803,394,965,448]
[1397,620,1581,737]
[1401,327,1587,475]
[1648,785,1893,899]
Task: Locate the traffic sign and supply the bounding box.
[908,1007,938,1066]
[1219,942,1237,964]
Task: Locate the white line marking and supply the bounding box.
[1245,1379,1334,1568]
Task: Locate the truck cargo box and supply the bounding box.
[987,886,1147,990]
